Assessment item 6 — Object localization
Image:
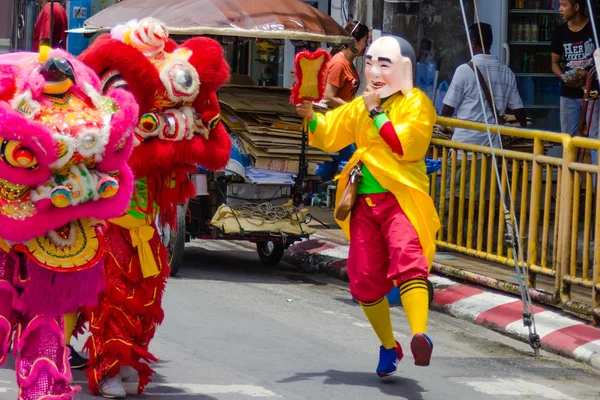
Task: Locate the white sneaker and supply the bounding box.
[99,376,126,399]
[120,366,132,381]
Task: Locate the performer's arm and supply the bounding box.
[298,101,356,153]
[372,113,403,156]
[388,90,436,162]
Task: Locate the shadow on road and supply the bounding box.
[278,370,426,400]
[174,244,326,287]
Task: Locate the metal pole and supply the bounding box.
[49,0,54,47]
[372,0,384,30]
[25,0,36,50]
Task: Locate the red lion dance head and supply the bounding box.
[79,18,232,225]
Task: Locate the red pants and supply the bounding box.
[348,192,429,303]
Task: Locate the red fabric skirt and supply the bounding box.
[83,222,170,395]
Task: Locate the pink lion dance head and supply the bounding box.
[0,47,138,271]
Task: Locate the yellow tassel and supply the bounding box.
[64,313,78,345]
[124,29,131,45]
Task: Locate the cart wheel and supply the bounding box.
[256,241,285,266]
[164,204,187,277]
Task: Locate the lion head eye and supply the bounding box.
[1,140,38,169]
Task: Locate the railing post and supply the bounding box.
[527,138,543,287]
[592,157,600,325]
[559,137,575,306]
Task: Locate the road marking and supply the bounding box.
[451,378,576,399]
[72,382,281,397]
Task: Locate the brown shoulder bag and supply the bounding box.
[334,161,363,221]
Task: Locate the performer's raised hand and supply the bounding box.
[363,86,381,112]
[296,100,315,122]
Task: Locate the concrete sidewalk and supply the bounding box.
[287,207,600,371]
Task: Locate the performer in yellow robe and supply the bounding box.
[297,35,440,376]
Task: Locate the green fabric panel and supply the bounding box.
[357,164,388,194]
[126,178,149,219]
[307,117,318,132]
[373,112,390,130]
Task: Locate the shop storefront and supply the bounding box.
[477,0,600,133]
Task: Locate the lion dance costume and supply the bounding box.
[78,18,231,396]
[0,47,136,399]
[303,36,440,376]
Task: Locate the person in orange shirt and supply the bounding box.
[297,36,439,378]
[33,0,68,50]
[324,21,370,108]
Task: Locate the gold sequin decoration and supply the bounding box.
[96,96,118,115]
[1,201,35,220]
[0,180,30,201]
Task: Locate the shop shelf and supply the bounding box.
[514,73,556,77]
[509,41,552,45]
[524,104,561,109]
[509,9,560,14]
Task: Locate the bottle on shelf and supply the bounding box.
[531,17,539,42]
[523,52,530,73]
[540,15,548,41]
[529,53,537,73]
[525,18,532,42]
[511,19,519,41]
[518,18,524,41]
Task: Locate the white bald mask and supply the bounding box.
[365,36,413,98]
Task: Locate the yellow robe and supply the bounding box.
[310,88,440,267]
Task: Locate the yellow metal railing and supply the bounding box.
[431,116,600,324]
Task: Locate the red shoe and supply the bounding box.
[410,333,433,366]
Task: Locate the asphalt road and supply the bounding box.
[1,239,599,400]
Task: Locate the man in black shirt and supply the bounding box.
[551,0,598,164]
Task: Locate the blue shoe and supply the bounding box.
[376,341,403,377]
[410,333,433,366]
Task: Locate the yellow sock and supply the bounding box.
[399,279,429,336]
[64,313,78,345]
[360,296,397,349]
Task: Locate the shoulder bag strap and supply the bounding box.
[468,61,504,125]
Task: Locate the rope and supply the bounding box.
[231,203,299,223]
[458,0,540,356]
[227,202,307,237]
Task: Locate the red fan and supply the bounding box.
[290,48,330,206]
[290,49,331,105]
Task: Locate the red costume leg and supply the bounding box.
[84,222,169,395]
[0,250,17,365]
